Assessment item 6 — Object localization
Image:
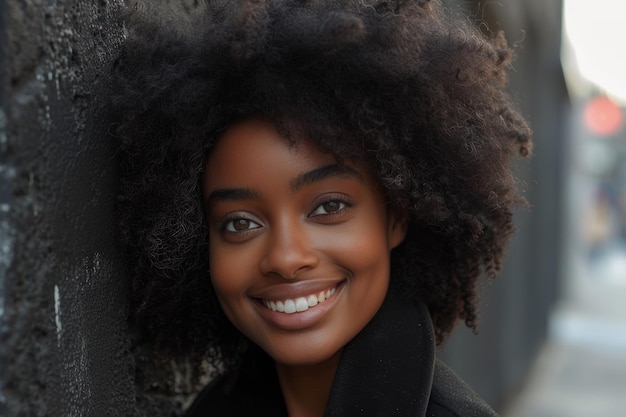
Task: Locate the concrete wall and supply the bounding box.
[0,1,226,415]
[0,1,137,415]
[1,1,207,415]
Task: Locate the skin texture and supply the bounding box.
[202,118,407,416]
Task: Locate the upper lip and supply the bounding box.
[249,279,345,301]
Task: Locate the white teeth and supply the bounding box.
[284,299,296,314]
[295,297,309,312]
[262,286,339,314]
[307,295,318,307]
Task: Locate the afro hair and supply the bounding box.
[112,0,531,369]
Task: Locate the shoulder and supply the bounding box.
[185,373,287,417]
[184,351,287,417]
[426,360,499,417]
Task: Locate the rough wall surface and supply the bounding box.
[0,1,136,416]
[0,1,215,415]
[1,0,208,415]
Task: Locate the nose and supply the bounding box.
[259,218,319,279]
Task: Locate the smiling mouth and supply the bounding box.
[260,284,341,314]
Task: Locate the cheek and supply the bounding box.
[333,237,389,271]
[208,239,254,300]
[322,213,391,268]
[208,244,259,334]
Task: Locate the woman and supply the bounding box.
[112,0,532,415]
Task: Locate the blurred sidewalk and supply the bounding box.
[502,243,626,417]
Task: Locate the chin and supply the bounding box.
[260,337,345,367]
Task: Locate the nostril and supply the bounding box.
[259,239,319,279]
[257,225,318,277]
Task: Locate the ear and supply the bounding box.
[387,206,408,250]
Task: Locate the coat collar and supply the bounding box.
[325,290,436,416]
[185,291,437,417]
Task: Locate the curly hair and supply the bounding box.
[112,0,531,370]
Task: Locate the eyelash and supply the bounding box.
[309,195,354,218]
[219,214,262,235]
[216,194,354,237]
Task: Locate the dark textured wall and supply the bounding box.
[0,1,136,415]
[1,1,208,415]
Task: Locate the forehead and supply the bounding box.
[209,118,326,162]
[202,117,379,198]
[204,118,334,184]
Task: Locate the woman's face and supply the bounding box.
[202,118,406,366]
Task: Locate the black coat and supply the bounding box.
[185,292,498,417]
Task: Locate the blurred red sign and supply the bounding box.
[583,96,623,136]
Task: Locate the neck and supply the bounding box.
[275,350,342,417]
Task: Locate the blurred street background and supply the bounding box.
[504,1,626,415]
[441,1,626,416]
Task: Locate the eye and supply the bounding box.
[310,199,348,217]
[224,217,262,233]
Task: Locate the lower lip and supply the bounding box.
[252,282,345,331]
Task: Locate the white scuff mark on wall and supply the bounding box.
[54,284,62,348]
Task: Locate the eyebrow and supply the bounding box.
[206,187,262,209]
[205,164,364,208]
[290,164,364,192]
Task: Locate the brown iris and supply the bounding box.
[322,201,341,213]
[233,219,252,231]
